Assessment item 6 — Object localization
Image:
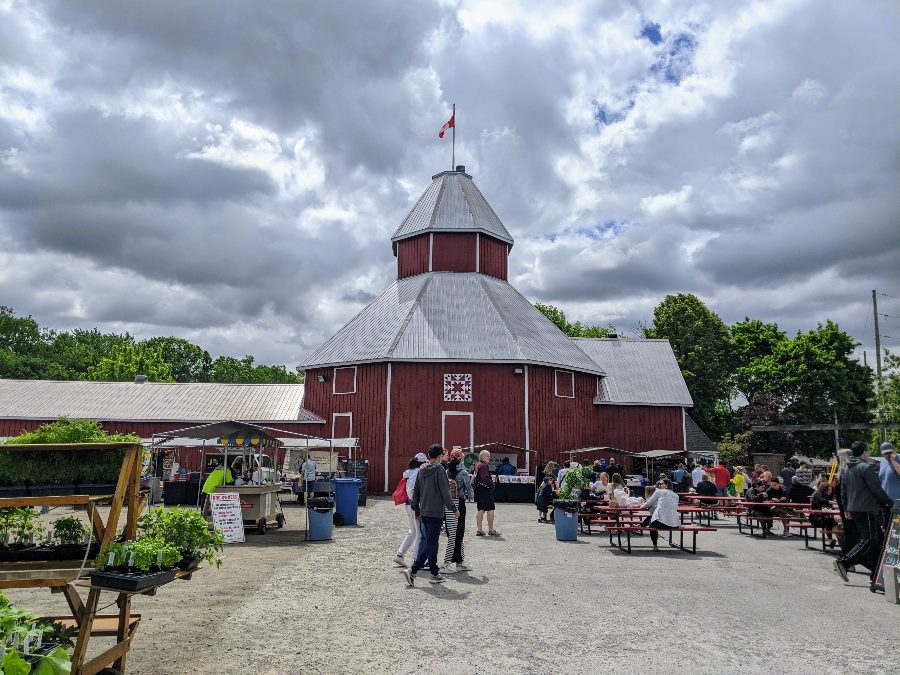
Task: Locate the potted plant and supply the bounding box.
[138,507,224,570]
[0,452,28,498]
[0,591,74,675]
[91,537,182,592]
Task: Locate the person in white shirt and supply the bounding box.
[641,478,681,551]
[393,452,427,567]
[691,464,705,488]
[299,455,317,503]
[557,461,571,486]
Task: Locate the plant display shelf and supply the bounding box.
[0,442,143,675]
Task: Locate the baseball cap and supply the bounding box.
[880,442,895,454]
[414,452,428,463]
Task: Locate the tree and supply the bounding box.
[730,318,787,402]
[872,349,900,447]
[735,392,796,455]
[643,294,733,438]
[534,303,614,338]
[0,306,53,379]
[209,355,303,384]
[86,342,174,382]
[45,328,133,380]
[141,337,212,382]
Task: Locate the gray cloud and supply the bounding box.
[0,0,898,369]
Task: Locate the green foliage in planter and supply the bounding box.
[97,537,181,572]
[0,592,74,674]
[559,465,594,499]
[0,418,136,485]
[51,516,88,546]
[0,508,43,545]
[139,507,225,568]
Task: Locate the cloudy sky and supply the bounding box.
[1,0,898,369]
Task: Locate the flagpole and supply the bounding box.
[451,103,455,170]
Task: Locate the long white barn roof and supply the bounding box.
[0,380,324,423]
[573,338,693,406]
[392,170,514,245]
[301,272,603,374]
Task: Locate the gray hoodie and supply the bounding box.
[842,456,891,513]
[411,462,457,518]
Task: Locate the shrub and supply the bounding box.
[139,507,224,568]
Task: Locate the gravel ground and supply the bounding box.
[8,498,899,674]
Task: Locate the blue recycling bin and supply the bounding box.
[307,497,334,540]
[553,501,579,541]
[333,478,361,525]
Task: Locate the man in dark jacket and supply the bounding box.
[405,444,459,586]
[833,442,893,588]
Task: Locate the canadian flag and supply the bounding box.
[439,113,455,139]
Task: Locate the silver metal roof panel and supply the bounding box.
[392,172,514,245]
[301,272,604,374]
[573,338,693,406]
[0,380,324,423]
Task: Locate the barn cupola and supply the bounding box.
[392,166,514,281]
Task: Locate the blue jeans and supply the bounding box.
[411,516,443,576]
[716,486,727,497]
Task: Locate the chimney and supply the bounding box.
[134,375,148,384]
[607,333,618,339]
[455,165,465,173]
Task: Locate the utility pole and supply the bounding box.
[872,289,885,442]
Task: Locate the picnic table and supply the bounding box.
[583,503,717,554]
[790,508,843,552]
[733,501,817,538]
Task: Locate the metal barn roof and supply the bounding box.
[391,170,514,246]
[573,338,693,406]
[301,272,603,374]
[0,379,324,423]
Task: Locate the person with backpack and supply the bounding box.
[392,452,426,568]
[404,444,459,586]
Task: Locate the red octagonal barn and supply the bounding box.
[300,167,694,491]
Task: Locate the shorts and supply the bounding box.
[475,485,495,511]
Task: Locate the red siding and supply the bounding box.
[479,235,509,280]
[396,235,429,279]
[303,363,389,490]
[431,233,476,273]
[387,362,526,489]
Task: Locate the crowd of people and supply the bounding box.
[393,446,501,585]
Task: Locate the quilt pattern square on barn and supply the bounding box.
[443,373,473,401]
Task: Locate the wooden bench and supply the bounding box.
[737,514,809,538]
[605,525,717,554]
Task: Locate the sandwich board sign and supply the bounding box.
[210,492,245,543]
[873,499,900,593]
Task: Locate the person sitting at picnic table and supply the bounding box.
[694,473,718,497]
[795,461,814,486]
[641,478,680,552]
[766,477,793,536]
[759,465,773,482]
[609,473,628,500]
[747,480,774,533]
[787,475,814,503]
[590,472,610,498]
[810,480,839,548]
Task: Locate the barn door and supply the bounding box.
[442,411,473,452]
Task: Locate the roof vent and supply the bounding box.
[455,165,465,173]
[134,375,148,384]
[607,333,618,339]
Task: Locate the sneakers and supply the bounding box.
[428,574,446,584]
[403,570,415,587]
[438,564,458,575]
[782,530,791,537]
[833,559,849,582]
[455,562,471,571]
[392,555,407,567]
[652,545,659,552]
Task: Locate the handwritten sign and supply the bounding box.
[874,499,900,592]
[210,492,245,543]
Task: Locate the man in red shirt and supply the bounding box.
[708,460,732,497]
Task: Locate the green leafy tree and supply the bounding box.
[141,337,212,382]
[872,349,900,447]
[534,303,614,338]
[45,328,133,380]
[0,306,53,379]
[86,342,174,382]
[730,318,787,402]
[643,294,733,438]
[209,355,303,384]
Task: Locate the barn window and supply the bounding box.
[554,370,575,398]
[332,412,352,440]
[333,366,357,394]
